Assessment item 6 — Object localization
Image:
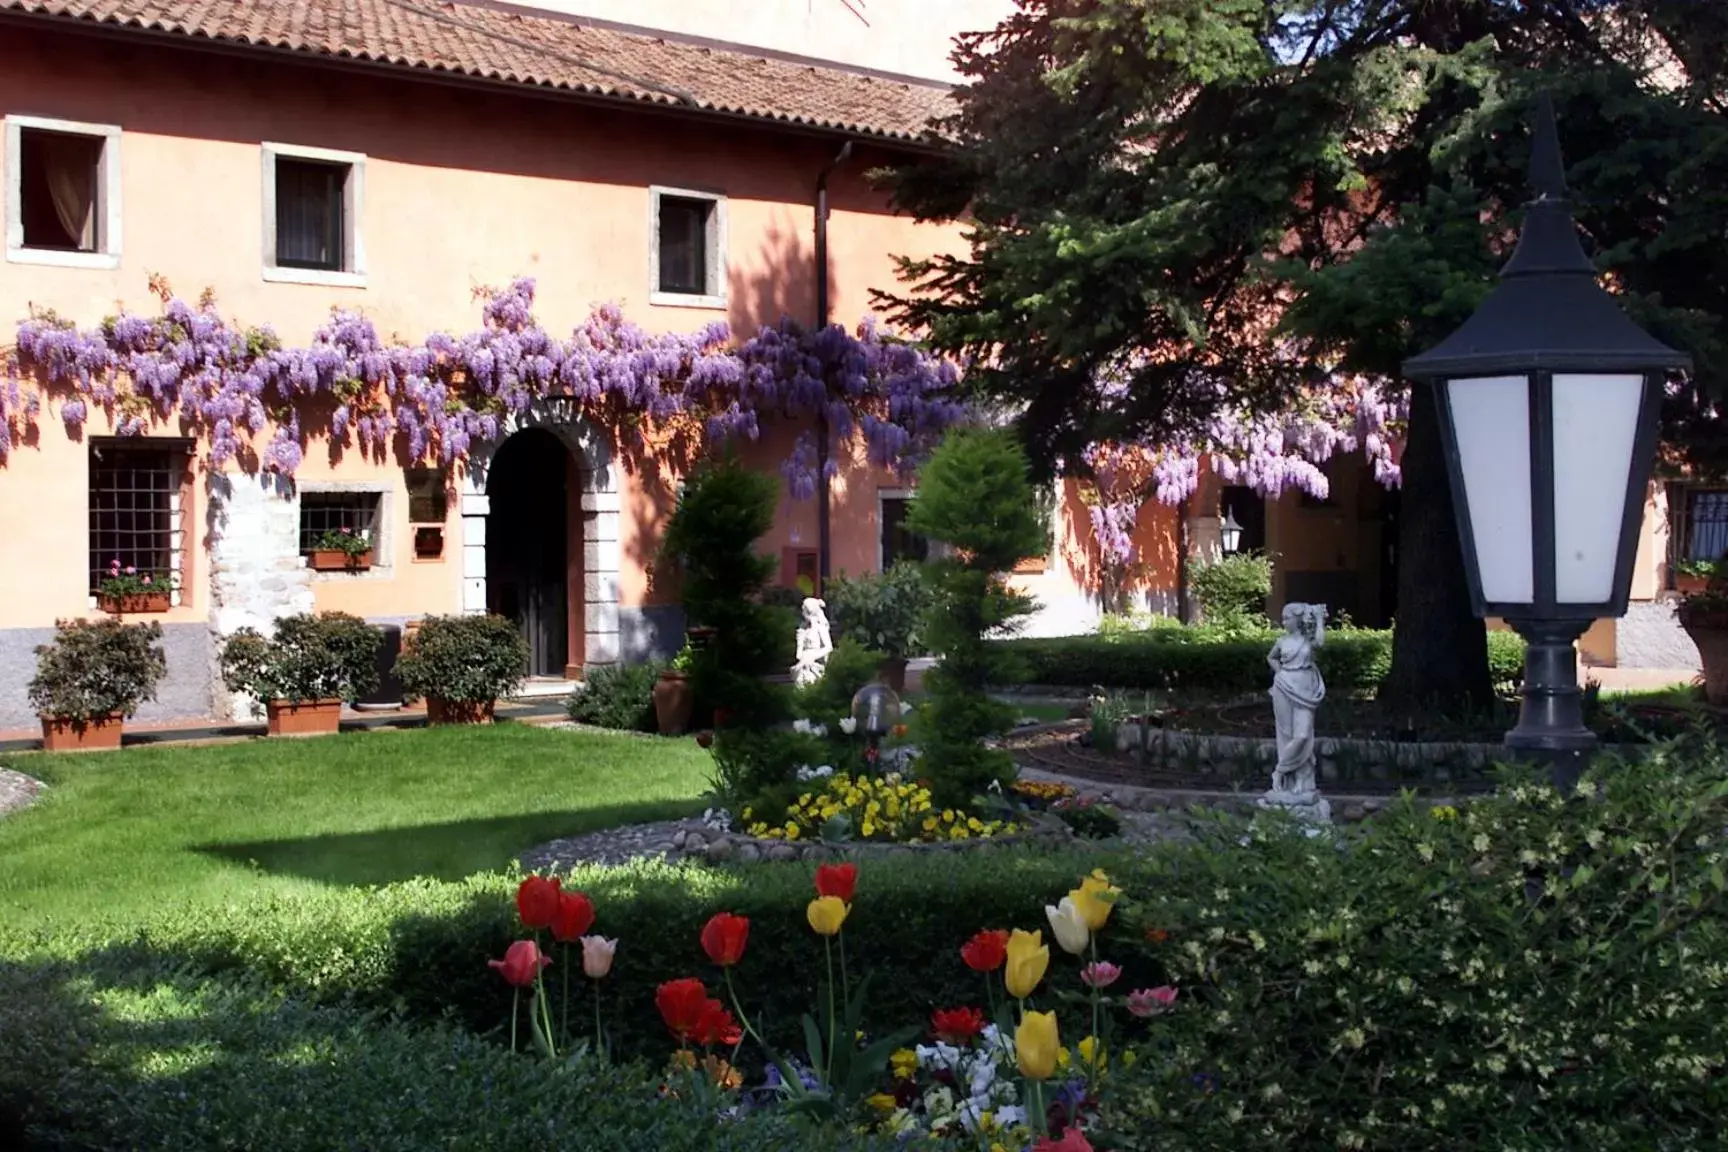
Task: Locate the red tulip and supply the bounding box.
[488,940,551,987]
[656,977,710,1042]
[550,889,595,942]
[930,1006,986,1045]
[695,730,714,749]
[814,862,858,904]
[960,929,1010,972]
[694,998,742,1047]
[516,875,562,929]
[700,912,750,967]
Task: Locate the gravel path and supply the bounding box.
[0,768,46,818]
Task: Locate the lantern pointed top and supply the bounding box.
[1529,89,1568,201]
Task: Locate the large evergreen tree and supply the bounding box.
[881,0,1728,707]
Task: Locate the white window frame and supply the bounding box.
[297,481,392,577]
[261,142,367,288]
[4,114,123,271]
[648,184,728,309]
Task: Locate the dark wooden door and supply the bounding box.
[486,428,569,677]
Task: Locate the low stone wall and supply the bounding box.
[668,821,1076,865]
[1114,721,1504,783]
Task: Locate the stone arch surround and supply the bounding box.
[459,405,621,668]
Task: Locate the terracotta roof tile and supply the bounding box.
[0,0,954,143]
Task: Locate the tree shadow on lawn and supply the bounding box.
[193,800,697,886]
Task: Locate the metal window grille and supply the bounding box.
[299,492,381,552]
[1680,488,1728,566]
[88,442,180,595]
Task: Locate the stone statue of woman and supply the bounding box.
[791,597,833,687]
[1267,602,1326,798]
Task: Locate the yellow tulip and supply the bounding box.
[1016,1009,1059,1081]
[1004,928,1050,999]
[1044,896,1091,956]
[1069,870,1120,932]
[807,895,850,936]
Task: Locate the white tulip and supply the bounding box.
[1045,896,1091,955]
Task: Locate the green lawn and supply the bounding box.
[0,723,711,934]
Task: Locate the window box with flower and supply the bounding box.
[95,558,176,614]
[307,526,374,571]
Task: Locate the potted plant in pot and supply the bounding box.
[307,526,374,572]
[218,612,382,737]
[95,557,176,614]
[652,643,695,736]
[395,613,529,724]
[1677,569,1728,704]
[28,617,167,752]
[825,561,932,693]
[1674,557,1719,595]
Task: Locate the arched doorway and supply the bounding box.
[485,427,570,677]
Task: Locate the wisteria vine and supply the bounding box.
[1079,376,1410,566]
[0,276,968,490]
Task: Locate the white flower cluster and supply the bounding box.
[700,807,733,832]
[791,718,829,739]
[883,1026,1026,1140]
[794,764,836,782]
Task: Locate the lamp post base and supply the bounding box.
[1503,618,1597,792]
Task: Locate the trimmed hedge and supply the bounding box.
[993,627,1526,695]
[0,951,884,1151]
[3,849,1134,1069]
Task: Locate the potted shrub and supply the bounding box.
[307,526,374,572]
[1677,572,1728,704]
[652,644,695,735]
[28,617,167,752]
[218,612,382,737]
[826,561,933,692]
[396,613,529,724]
[95,557,175,614]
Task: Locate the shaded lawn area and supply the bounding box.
[0,724,710,935]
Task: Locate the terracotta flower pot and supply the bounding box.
[98,591,171,615]
[426,696,495,725]
[1682,619,1728,705]
[653,670,694,736]
[877,657,909,694]
[1677,573,1710,595]
[266,698,343,737]
[309,549,373,572]
[40,713,123,752]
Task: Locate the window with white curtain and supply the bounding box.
[261,142,366,287]
[4,115,122,269]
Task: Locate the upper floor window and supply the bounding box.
[262,142,366,288]
[879,490,931,570]
[4,115,122,270]
[650,186,726,307]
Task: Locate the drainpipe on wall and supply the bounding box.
[1176,496,1192,622]
[814,139,855,589]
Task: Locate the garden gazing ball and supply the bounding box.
[850,681,902,739]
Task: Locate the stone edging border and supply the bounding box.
[666,820,1078,865]
[1113,721,1506,774]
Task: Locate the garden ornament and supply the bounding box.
[791,597,834,687]
[1260,602,1332,824]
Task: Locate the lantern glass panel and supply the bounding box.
[1448,375,1534,604]
[1550,373,1644,605]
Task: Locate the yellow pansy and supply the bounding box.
[891,1048,918,1080]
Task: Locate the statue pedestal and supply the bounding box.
[1256,789,1333,825]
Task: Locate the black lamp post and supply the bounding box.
[1404,92,1691,788]
[1219,508,1243,555]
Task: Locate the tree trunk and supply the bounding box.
[1378,382,1495,711]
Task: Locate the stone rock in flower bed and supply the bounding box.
[0,767,46,817]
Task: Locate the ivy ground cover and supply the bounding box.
[0,724,710,933]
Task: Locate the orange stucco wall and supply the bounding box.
[0,28,968,632]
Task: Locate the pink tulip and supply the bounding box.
[1080,960,1122,989]
[488,940,551,987]
[579,935,617,979]
[1127,985,1179,1017]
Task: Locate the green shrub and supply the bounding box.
[1099,739,1728,1152]
[996,627,1525,696]
[27,617,167,721]
[1189,551,1272,624]
[0,951,885,1151]
[1094,610,1183,641]
[568,660,665,731]
[825,562,934,659]
[907,428,1048,806]
[396,614,530,704]
[5,849,1128,1070]
[218,611,381,708]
